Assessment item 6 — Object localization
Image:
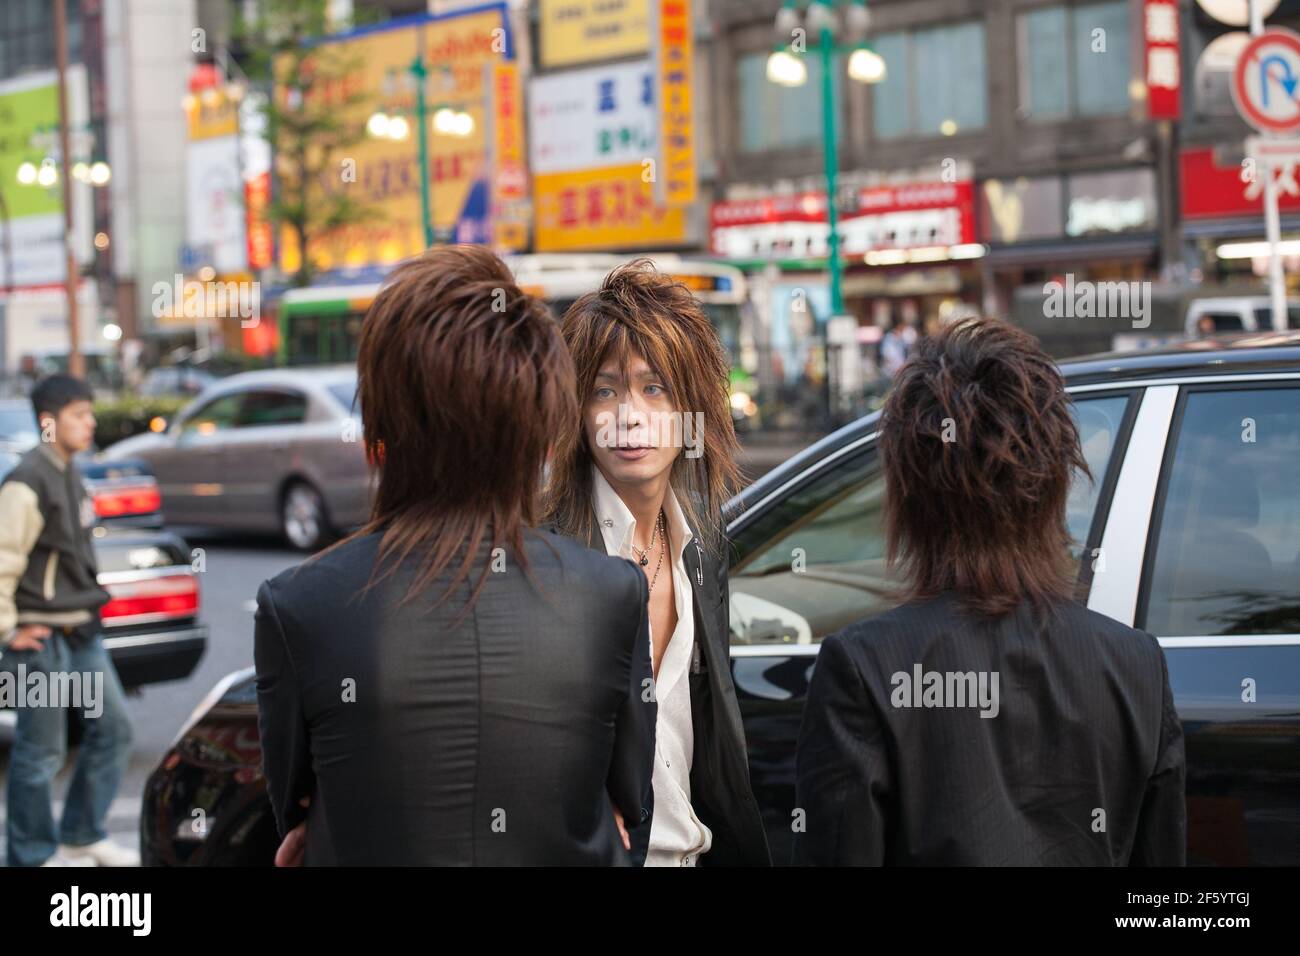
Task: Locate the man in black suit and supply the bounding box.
[255,246,655,865]
[794,317,1186,866]
[544,262,771,866]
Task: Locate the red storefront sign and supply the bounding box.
[710,192,829,228]
[245,171,273,271]
[709,182,975,257]
[854,181,976,245]
[1143,0,1182,121]
[1180,146,1300,218]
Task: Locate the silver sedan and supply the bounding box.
[105,367,371,550]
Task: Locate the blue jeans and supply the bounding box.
[3,631,133,867]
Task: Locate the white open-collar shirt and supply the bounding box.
[592,466,712,866]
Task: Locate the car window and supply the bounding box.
[1253,307,1300,329]
[327,381,358,414]
[1066,395,1129,558]
[1204,312,1244,331]
[729,448,889,647]
[728,396,1128,647]
[1143,387,1300,636]
[238,390,307,428]
[180,393,243,435]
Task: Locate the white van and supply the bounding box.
[1185,297,1300,335]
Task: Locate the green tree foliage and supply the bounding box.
[235,0,378,287]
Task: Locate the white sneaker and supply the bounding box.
[58,839,140,867]
[40,851,96,867]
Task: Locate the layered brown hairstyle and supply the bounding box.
[880,316,1088,618]
[543,260,740,553]
[349,244,576,610]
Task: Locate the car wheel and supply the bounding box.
[281,481,333,551]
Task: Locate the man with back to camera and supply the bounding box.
[794,317,1186,866]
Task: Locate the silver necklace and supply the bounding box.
[629,510,664,567]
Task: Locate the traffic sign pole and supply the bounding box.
[1250,0,1289,330]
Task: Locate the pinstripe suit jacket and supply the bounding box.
[793,592,1186,866]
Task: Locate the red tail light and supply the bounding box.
[101,573,199,625]
[93,483,162,518]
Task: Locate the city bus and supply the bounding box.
[276,254,751,368]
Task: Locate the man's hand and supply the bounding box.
[275,796,310,867]
[7,624,51,652]
[613,807,631,852]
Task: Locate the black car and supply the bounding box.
[142,332,1300,866]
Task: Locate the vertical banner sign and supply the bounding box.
[1143,0,1182,120]
[650,0,695,206]
[244,173,273,270]
[488,61,529,252]
[185,83,249,274]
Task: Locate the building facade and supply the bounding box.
[705,0,1195,365]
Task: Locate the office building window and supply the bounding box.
[1018,2,1132,120]
[738,50,843,153]
[873,21,987,140]
[0,0,83,81]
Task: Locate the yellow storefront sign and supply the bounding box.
[534,164,687,251]
[185,87,239,141]
[490,61,529,252]
[652,0,695,206]
[278,6,512,274]
[539,0,649,68]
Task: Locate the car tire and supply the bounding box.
[280,481,334,552]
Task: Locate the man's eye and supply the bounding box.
[644,384,665,397]
[594,387,616,400]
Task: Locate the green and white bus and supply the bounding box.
[276,254,751,368]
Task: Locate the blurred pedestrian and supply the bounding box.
[0,375,137,867]
[794,317,1185,866]
[879,314,916,379]
[255,246,655,865]
[545,261,771,867]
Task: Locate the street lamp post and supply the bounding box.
[817,22,843,317]
[368,57,474,250]
[767,0,884,426]
[410,54,434,249]
[767,0,884,318]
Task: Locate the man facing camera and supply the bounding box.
[0,375,136,867]
[545,262,770,867]
[794,317,1186,866]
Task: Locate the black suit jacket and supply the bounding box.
[253,529,656,865]
[793,592,1186,865]
[566,518,772,867]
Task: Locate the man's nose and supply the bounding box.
[621,396,650,427]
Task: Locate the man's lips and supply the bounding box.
[612,446,652,460]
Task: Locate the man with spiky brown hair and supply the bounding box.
[256,246,656,865]
[545,261,771,867]
[794,317,1186,866]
